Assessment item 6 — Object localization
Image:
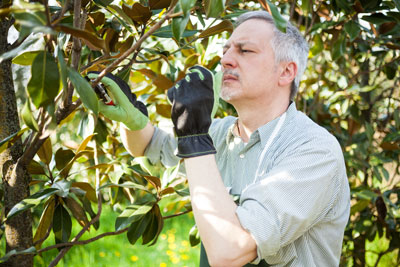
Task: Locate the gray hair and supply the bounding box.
[236,11,309,100]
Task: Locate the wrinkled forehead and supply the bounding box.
[224,19,275,48]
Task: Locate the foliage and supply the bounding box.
[0,0,399,266]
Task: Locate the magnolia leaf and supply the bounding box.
[51,180,72,198]
[180,0,196,16]
[33,197,55,249]
[203,0,225,18]
[0,37,39,63]
[152,24,198,38]
[77,134,95,153]
[115,203,154,231]
[160,187,175,197]
[37,137,52,165]
[344,21,360,41]
[53,204,72,244]
[55,148,75,170]
[21,98,39,131]
[0,247,36,263]
[0,128,29,154]
[156,103,171,118]
[127,212,152,245]
[143,175,162,190]
[189,224,200,246]
[71,182,97,202]
[148,204,163,246]
[65,197,90,228]
[266,1,287,32]
[172,12,190,41]
[6,188,59,220]
[310,34,324,56]
[149,0,171,9]
[82,197,100,230]
[12,50,41,65]
[67,67,99,115]
[108,5,134,26]
[55,25,107,51]
[56,46,68,91]
[27,51,60,108]
[27,160,46,175]
[122,3,152,25]
[199,20,233,38]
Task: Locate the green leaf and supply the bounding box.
[37,137,52,165]
[203,0,225,18]
[196,9,206,27]
[127,212,152,245]
[53,204,72,244]
[0,247,36,263]
[27,51,60,108]
[180,0,196,16]
[82,197,100,230]
[21,98,39,131]
[199,20,233,38]
[55,148,75,170]
[310,34,323,56]
[355,189,378,200]
[115,203,154,231]
[6,188,59,220]
[172,12,190,41]
[152,25,198,38]
[361,13,395,25]
[0,128,29,154]
[344,21,360,41]
[351,199,370,215]
[51,180,72,198]
[0,37,39,63]
[12,51,41,65]
[65,197,89,228]
[56,46,68,91]
[332,35,346,60]
[189,224,200,246]
[27,160,46,175]
[67,67,99,115]
[383,62,397,80]
[266,1,287,33]
[94,0,113,7]
[33,198,55,249]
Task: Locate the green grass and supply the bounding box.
[34,205,200,267]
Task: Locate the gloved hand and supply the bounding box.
[167,66,218,158]
[87,72,149,131]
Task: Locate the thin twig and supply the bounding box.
[163,209,192,220]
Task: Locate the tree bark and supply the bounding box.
[0,14,33,267]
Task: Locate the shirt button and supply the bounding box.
[239,154,245,158]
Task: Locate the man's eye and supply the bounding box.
[240,49,252,53]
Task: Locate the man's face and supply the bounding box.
[220,19,279,104]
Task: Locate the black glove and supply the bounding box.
[167,66,216,158]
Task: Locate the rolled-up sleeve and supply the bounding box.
[236,143,341,264]
[144,127,180,167]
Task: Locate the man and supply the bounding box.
[88,10,350,266]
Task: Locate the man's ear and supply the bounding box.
[278,62,297,87]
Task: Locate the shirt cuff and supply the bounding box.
[236,202,281,264]
[144,127,179,167]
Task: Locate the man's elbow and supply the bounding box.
[207,246,257,267]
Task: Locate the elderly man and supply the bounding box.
[88,10,350,267]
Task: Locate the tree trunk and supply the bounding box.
[0,14,33,267]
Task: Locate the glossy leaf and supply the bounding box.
[55,25,107,51]
[82,197,100,230]
[71,182,97,202]
[0,247,36,263]
[180,0,196,16]
[56,45,68,91]
[55,148,75,170]
[344,21,360,41]
[0,128,29,154]
[152,25,197,38]
[149,0,171,9]
[33,197,55,249]
[172,11,190,41]
[27,160,46,175]
[199,20,233,38]
[21,98,39,131]
[122,3,152,25]
[67,67,99,115]
[115,203,154,231]
[203,0,225,18]
[127,212,152,245]
[27,51,60,108]
[53,204,72,244]
[266,0,287,33]
[0,37,39,63]
[12,50,41,65]
[148,204,163,246]
[189,224,200,246]
[37,137,52,165]
[6,188,59,220]
[51,180,72,198]
[65,197,90,228]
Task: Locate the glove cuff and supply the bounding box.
[176,134,216,158]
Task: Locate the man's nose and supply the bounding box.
[221,49,237,69]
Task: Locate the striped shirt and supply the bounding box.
[145,102,350,266]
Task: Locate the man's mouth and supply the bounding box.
[223,73,239,82]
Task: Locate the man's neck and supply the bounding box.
[234,97,290,143]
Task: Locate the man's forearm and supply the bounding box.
[120,122,155,157]
[184,155,257,266]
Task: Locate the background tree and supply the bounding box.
[0,0,399,266]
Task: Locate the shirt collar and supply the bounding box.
[225,102,297,147]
